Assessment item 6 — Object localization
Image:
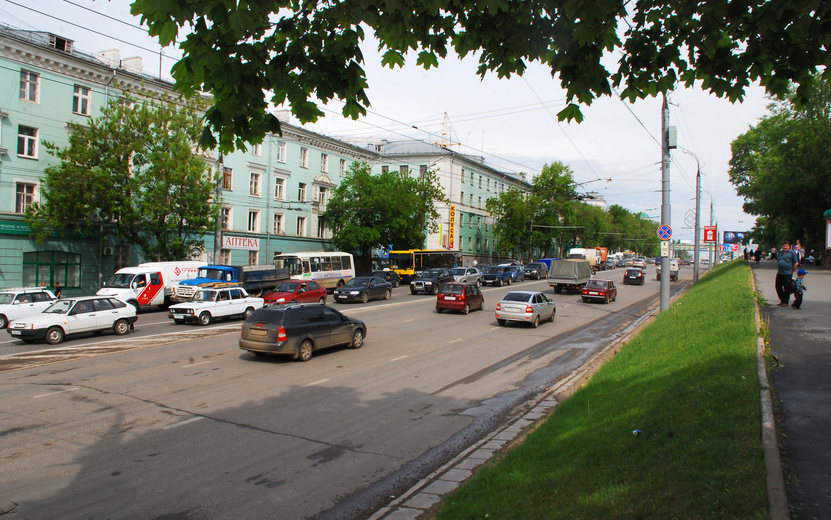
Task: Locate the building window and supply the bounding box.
[340,159,347,176]
[273,213,285,234]
[381,165,389,174]
[461,170,465,184]
[317,216,326,238]
[317,186,327,205]
[219,249,231,265]
[15,183,36,214]
[468,213,473,228]
[478,196,482,208]
[461,191,465,205]
[248,210,260,232]
[320,153,328,173]
[73,85,91,116]
[476,237,481,251]
[478,216,482,229]
[252,143,262,157]
[469,194,473,206]
[298,183,307,201]
[420,165,427,179]
[114,245,130,271]
[297,216,307,236]
[485,239,489,252]
[17,126,38,158]
[20,70,39,102]
[487,179,490,191]
[470,173,474,186]
[222,167,233,190]
[468,237,472,251]
[400,165,409,175]
[479,175,482,189]
[300,147,308,168]
[274,177,285,200]
[249,171,261,196]
[249,250,259,265]
[220,207,232,230]
[23,251,81,289]
[276,141,286,162]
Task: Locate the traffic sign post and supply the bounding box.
[661,240,670,257]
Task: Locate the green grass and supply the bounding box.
[435,261,768,520]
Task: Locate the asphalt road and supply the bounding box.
[0,265,697,520]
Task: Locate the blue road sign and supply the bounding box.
[657,225,672,240]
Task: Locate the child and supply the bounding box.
[792,269,807,309]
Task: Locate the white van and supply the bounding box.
[97,261,202,310]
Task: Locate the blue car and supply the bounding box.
[506,265,525,282]
[482,266,514,286]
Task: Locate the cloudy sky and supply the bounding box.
[3,0,773,243]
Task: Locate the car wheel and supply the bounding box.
[463,304,470,315]
[549,309,555,322]
[554,285,562,294]
[361,292,369,304]
[198,312,212,326]
[297,339,313,361]
[173,319,184,324]
[479,299,485,311]
[114,319,130,335]
[497,319,506,326]
[582,297,588,303]
[431,285,439,295]
[436,307,443,313]
[384,289,391,300]
[45,326,65,345]
[532,315,540,328]
[497,279,503,287]
[0,314,7,329]
[350,329,364,349]
[604,295,610,304]
[507,278,512,285]
[318,297,325,304]
[243,307,255,320]
[476,279,481,287]
[410,287,416,295]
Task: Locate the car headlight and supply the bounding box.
[349,291,359,295]
[424,281,433,285]
[276,297,285,303]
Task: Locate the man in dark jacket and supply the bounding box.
[775,241,799,306]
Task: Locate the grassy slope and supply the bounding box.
[435,261,768,520]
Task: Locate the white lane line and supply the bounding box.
[390,355,409,362]
[163,417,205,430]
[33,387,80,399]
[180,361,211,369]
[304,378,330,387]
[402,319,415,323]
[449,339,462,344]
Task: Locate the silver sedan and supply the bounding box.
[450,267,482,285]
[495,291,556,328]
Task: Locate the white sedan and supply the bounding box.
[168,287,263,325]
[7,296,137,345]
[495,290,556,328]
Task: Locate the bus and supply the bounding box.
[273,252,355,290]
[387,249,463,282]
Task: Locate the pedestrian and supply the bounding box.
[754,249,761,265]
[775,241,799,306]
[54,281,61,299]
[791,269,807,309]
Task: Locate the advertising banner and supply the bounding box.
[723,231,745,244]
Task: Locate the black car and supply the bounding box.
[333,276,392,303]
[372,270,401,287]
[239,304,366,361]
[523,262,549,280]
[623,268,645,285]
[410,268,455,295]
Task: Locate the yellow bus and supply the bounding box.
[387,249,462,282]
[273,252,355,290]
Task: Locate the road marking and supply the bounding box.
[163,417,204,430]
[33,387,79,399]
[180,361,211,369]
[305,378,330,387]
[449,338,462,344]
[390,355,409,362]
[402,319,414,323]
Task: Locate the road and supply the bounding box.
[0,265,697,520]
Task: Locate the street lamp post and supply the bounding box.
[682,149,702,283]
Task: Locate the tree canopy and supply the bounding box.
[729,77,831,253]
[132,0,831,153]
[29,91,218,261]
[324,162,447,269]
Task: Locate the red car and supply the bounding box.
[581,279,617,303]
[436,282,484,315]
[263,281,327,305]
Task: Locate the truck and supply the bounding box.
[548,259,593,294]
[172,264,290,301]
[97,261,203,310]
[567,248,603,273]
[595,247,609,269]
[656,259,680,281]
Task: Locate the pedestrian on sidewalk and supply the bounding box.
[792,269,807,309]
[775,241,799,306]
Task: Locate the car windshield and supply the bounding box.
[275,282,300,292]
[194,290,218,302]
[0,294,14,305]
[103,273,135,288]
[627,269,641,275]
[417,270,440,279]
[502,292,532,303]
[440,284,464,295]
[586,280,607,288]
[527,263,543,269]
[45,300,73,314]
[197,268,226,280]
[345,277,371,287]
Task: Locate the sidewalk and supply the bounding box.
[752,260,831,519]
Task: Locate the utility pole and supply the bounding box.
[682,149,702,283]
[660,95,672,312]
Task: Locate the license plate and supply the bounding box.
[337,295,347,299]
[445,296,456,300]
[250,329,267,336]
[172,314,185,319]
[11,330,21,336]
[588,291,598,295]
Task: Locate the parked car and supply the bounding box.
[656,259,680,281]
[450,267,482,285]
[581,279,617,303]
[482,265,514,286]
[509,265,525,282]
[523,262,549,280]
[436,282,485,314]
[334,276,392,303]
[263,281,327,306]
[604,258,617,270]
[495,291,556,327]
[0,287,58,329]
[168,287,264,325]
[632,257,647,268]
[372,270,401,287]
[623,268,645,285]
[239,303,366,362]
[7,296,137,345]
[410,268,455,295]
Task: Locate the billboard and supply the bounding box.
[723,231,745,244]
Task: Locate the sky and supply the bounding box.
[2,0,774,244]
